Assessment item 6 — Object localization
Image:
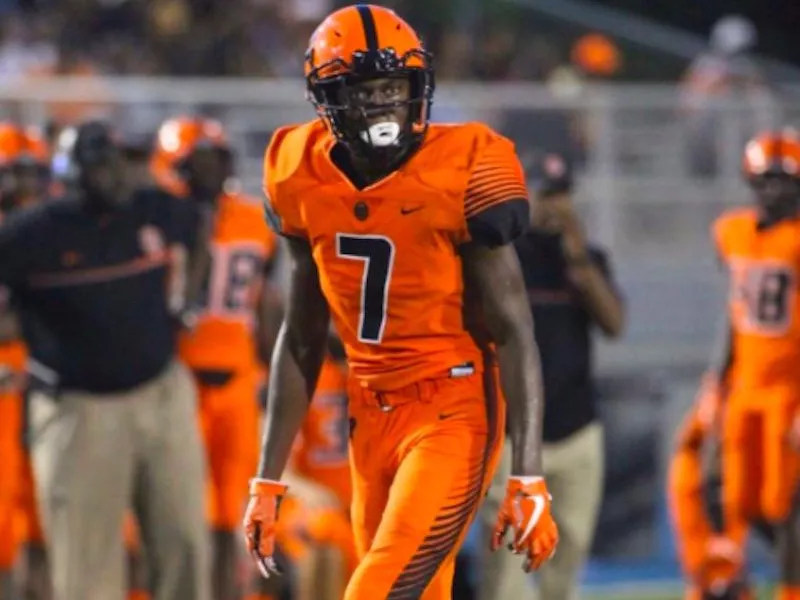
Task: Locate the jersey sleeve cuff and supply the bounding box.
[466,197,530,247]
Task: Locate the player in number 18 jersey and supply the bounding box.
[243,5,559,599]
[151,116,282,600]
[706,129,800,600]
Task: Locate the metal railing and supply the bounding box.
[2,77,796,371]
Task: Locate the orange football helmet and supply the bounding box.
[0,123,49,169]
[0,122,50,211]
[742,130,800,226]
[150,116,231,198]
[305,4,434,165]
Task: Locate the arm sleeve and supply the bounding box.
[464,136,531,248]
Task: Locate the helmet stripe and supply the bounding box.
[356,4,379,51]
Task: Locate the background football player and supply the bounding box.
[704,129,800,600]
[0,122,50,600]
[152,116,282,600]
[273,330,355,600]
[668,372,757,600]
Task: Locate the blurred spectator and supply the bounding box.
[0,15,56,79]
[0,121,211,600]
[679,15,777,177]
[479,151,624,600]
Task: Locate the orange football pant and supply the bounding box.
[197,368,261,530]
[0,390,22,568]
[668,440,747,583]
[668,443,714,579]
[345,370,505,600]
[777,585,800,600]
[16,451,45,548]
[723,387,800,525]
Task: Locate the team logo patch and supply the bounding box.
[138,225,165,256]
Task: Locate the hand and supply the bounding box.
[532,196,587,252]
[695,535,745,593]
[551,202,588,262]
[243,478,289,578]
[491,476,559,571]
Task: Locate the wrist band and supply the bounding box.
[249,477,288,495]
[509,475,544,485]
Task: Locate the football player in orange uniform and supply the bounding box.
[152,116,282,600]
[0,123,50,600]
[243,5,558,599]
[703,130,800,600]
[275,332,356,600]
[668,373,756,600]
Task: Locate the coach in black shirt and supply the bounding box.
[0,121,211,600]
[480,152,624,600]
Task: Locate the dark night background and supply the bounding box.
[590,0,800,63]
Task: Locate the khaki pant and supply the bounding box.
[479,422,604,600]
[28,360,211,600]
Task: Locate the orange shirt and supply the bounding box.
[0,285,26,377]
[0,340,27,375]
[263,120,529,391]
[178,193,277,371]
[288,357,351,506]
[714,208,800,390]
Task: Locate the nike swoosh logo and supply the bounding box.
[517,494,546,545]
[438,412,458,420]
[400,206,423,215]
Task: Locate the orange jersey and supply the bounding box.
[289,357,351,505]
[714,208,800,390]
[178,193,277,371]
[0,340,26,374]
[263,120,528,390]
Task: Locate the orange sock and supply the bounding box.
[776,585,800,600]
[127,591,151,600]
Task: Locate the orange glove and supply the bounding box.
[491,476,559,571]
[243,477,289,578]
[694,535,746,594]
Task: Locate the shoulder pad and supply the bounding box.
[264,120,325,189]
[712,207,757,257]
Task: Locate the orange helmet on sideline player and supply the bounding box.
[0,122,50,212]
[150,116,232,201]
[304,4,435,169]
[742,129,800,226]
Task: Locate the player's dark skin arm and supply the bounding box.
[568,262,625,338]
[256,258,284,365]
[462,243,545,476]
[256,236,330,480]
[183,207,215,313]
[708,264,734,381]
[708,312,733,380]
